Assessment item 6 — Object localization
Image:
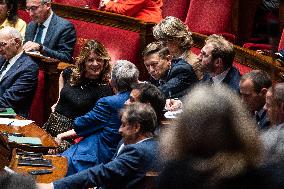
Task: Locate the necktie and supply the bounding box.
[0,60,9,76]
[209,77,213,84]
[34,24,45,44]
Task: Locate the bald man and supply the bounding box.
[0,27,38,117]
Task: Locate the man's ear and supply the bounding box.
[133,123,141,133]
[214,58,222,67]
[259,88,268,96]
[45,2,52,10]
[13,38,21,47]
[165,55,172,67]
[165,54,171,61]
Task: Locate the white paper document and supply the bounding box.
[0,118,34,126]
[164,109,183,119]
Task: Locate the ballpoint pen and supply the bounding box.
[7,120,14,126]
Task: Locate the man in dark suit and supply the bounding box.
[0,27,39,118]
[23,0,76,62]
[240,70,272,130]
[199,34,241,92]
[37,103,159,189]
[143,41,197,98]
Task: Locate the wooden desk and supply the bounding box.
[10,153,67,183]
[0,116,58,153]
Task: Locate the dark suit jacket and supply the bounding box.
[62,91,130,176]
[0,53,39,117]
[24,13,76,62]
[202,66,241,92]
[151,58,197,98]
[54,138,159,189]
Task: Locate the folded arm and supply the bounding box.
[102,0,146,17]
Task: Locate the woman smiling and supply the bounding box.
[43,40,113,153]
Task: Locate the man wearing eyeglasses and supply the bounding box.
[0,26,38,118]
[23,0,76,62]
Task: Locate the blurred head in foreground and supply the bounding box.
[160,84,263,181]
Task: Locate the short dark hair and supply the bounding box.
[121,102,157,134]
[0,172,37,189]
[241,70,272,93]
[133,83,166,122]
[142,41,170,59]
[206,34,235,69]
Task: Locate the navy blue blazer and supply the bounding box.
[62,91,130,176]
[202,66,241,92]
[255,108,270,130]
[151,58,197,98]
[0,53,38,118]
[24,13,76,62]
[54,138,159,189]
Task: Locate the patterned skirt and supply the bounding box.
[43,112,74,153]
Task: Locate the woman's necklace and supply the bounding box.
[80,80,96,90]
[80,80,107,90]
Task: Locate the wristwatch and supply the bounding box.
[39,44,44,52]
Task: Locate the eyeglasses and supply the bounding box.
[0,38,14,48]
[26,4,43,12]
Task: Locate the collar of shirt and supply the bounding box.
[116,137,153,156]
[35,11,53,43]
[0,51,23,81]
[42,11,53,29]
[255,107,265,119]
[211,67,230,85]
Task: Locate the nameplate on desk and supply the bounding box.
[8,136,42,146]
[0,108,16,118]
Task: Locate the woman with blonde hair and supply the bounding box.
[158,84,284,189]
[153,16,203,79]
[43,40,113,152]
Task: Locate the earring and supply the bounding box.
[6,11,10,16]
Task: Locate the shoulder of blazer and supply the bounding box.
[17,53,38,68]
[50,13,72,27]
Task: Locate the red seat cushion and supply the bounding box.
[18,10,32,23]
[162,0,190,21]
[29,70,45,126]
[185,0,236,43]
[233,62,252,75]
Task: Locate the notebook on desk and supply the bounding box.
[0,108,16,118]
